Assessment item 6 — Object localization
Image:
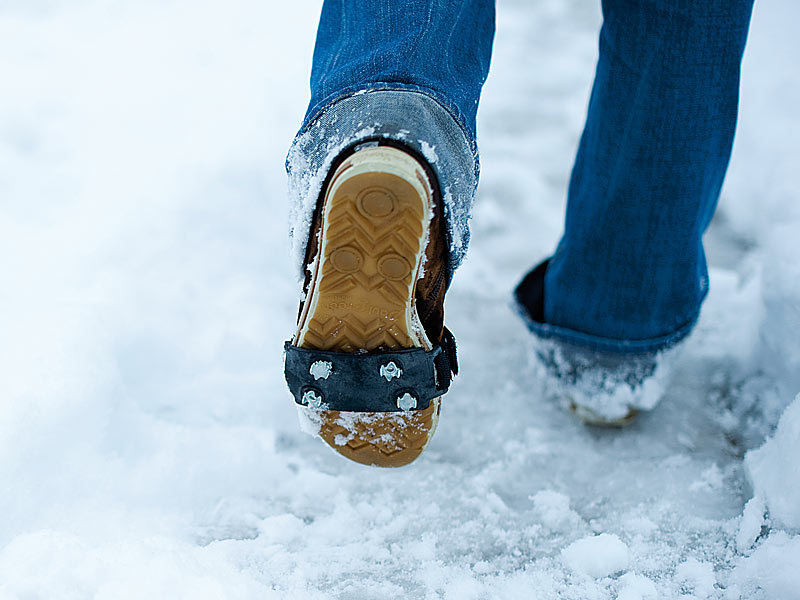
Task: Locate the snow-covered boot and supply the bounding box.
[284,142,457,467]
[514,261,678,425]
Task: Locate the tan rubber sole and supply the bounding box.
[568,401,639,427]
[295,146,441,467]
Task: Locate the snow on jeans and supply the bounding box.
[286,0,755,355]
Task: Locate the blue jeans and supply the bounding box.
[287,0,754,354]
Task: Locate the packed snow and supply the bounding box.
[561,534,630,578]
[1,0,799,598]
[744,395,800,531]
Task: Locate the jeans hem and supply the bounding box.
[514,298,700,355]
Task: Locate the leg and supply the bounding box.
[516,0,755,421]
[286,0,495,466]
[545,0,755,348]
[289,0,496,278]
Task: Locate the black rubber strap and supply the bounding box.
[284,328,458,412]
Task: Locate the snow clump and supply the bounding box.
[561,533,629,578]
[617,573,658,600]
[744,394,800,531]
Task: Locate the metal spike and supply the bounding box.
[380,361,402,381]
[396,392,417,411]
[302,390,324,409]
[309,360,333,381]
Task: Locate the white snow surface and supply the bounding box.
[2,0,800,598]
[744,395,800,531]
[561,534,629,578]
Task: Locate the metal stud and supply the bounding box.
[380,361,402,381]
[309,360,333,381]
[396,392,417,411]
[302,390,324,409]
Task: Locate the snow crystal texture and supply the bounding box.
[1,0,800,598]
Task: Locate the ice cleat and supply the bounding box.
[284,143,457,467]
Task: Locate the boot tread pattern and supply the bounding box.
[298,161,439,467]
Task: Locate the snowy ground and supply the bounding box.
[2,1,799,598]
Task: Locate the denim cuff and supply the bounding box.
[286,85,478,279]
[519,310,699,355]
[514,259,700,355]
